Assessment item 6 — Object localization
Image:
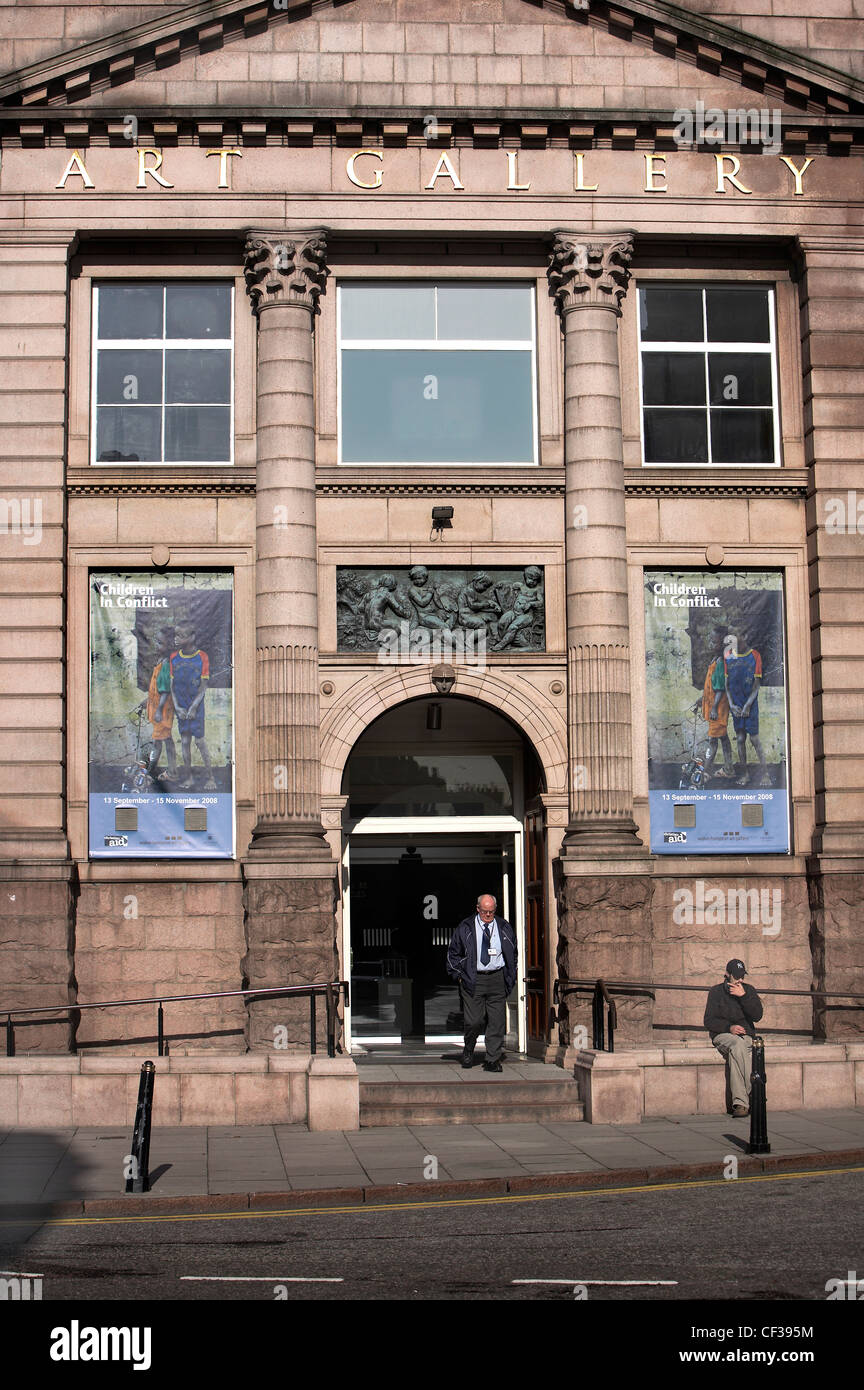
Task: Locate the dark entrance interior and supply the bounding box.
[348,835,517,1049]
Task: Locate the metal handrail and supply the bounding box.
[552,977,864,1054]
[3,981,350,1059]
[553,978,864,1002]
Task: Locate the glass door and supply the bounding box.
[344,820,524,1051]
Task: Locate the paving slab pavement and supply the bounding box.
[1,1109,863,1215]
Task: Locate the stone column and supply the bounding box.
[548,232,643,856]
[241,231,338,1050]
[797,234,864,1039]
[547,233,652,1045]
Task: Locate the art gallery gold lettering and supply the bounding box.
[573,152,598,192]
[506,151,530,190]
[346,149,383,188]
[714,153,752,195]
[55,150,94,189]
[49,149,825,198]
[643,153,667,192]
[206,147,242,189]
[425,153,464,190]
[779,155,814,197]
[136,147,173,190]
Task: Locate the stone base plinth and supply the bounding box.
[808,865,864,1040]
[0,865,75,1052]
[555,863,654,1045]
[73,877,246,1052]
[572,1041,864,1123]
[0,1053,359,1130]
[242,861,338,1051]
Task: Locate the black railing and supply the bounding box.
[2,981,350,1059]
[553,977,864,1053]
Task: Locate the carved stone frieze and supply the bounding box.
[336,565,546,654]
[243,230,329,315]
[547,233,635,317]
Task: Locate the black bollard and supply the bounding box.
[746,1036,771,1155]
[125,1060,156,1193]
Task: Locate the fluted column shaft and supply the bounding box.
[548,233,643,855]
[245,231,330,857]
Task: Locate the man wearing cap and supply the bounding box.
[704,960,764,1116]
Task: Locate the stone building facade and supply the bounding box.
[1,0,863,1078]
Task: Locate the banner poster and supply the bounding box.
[89,571,234,858]
[644,570,789,855]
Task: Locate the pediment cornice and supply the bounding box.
[0,0,862,120]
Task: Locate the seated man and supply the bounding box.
[703,959,764,1117]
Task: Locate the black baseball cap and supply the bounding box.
[725,959,747,978]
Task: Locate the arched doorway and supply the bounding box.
[340,695,546,1055]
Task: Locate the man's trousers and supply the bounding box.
[462,971,508,1064]
[712,1032,753,1109]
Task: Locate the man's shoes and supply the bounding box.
[483,1060,503,1073]
[460,1048,474,1069]
[732,1103,749,1116]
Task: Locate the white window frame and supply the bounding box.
[637,283,781,469]
[90,281,235,467]
[336,280,539,467]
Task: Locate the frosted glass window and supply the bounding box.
[339,282,536,465]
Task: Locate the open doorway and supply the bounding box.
[347,833,518,1048]
[340,695,546,1055]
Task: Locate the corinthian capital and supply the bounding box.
[244,230,329,315]
[547,233,634,317]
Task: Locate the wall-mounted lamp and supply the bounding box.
[431,663,456,695]
[430,505,454,541]
[426,702,442,731]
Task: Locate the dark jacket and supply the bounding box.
[446,914,518,998]
[704,981,764,1041]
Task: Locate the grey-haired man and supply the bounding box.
[446,893,518,1072]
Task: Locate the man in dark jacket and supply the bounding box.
[446,894,518,1072]
[704,958,764,1116]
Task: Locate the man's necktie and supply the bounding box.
[481,924,491,965]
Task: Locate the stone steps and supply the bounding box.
[359,1078,585,1127]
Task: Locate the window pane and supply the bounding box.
[165,283,231,339]
[95,406,162,462]
[643,408,708,463]
[706,287,770,343]
[708,353,772,406]
[165,349,231,404]
[710,408,775,463]
[642,352,705,406]
[348,753,514,817]
[98,284,163,339]
[340,285,435,341]
[437,284,532,340]
[639,287,703,342]
[96,349,162,405]
[165,405,231,462]
[342,349,534,463]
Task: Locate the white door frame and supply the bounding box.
[342,816,526,1053]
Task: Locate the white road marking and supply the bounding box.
[512,1279,678,1286]
[180,1275,343,1283]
